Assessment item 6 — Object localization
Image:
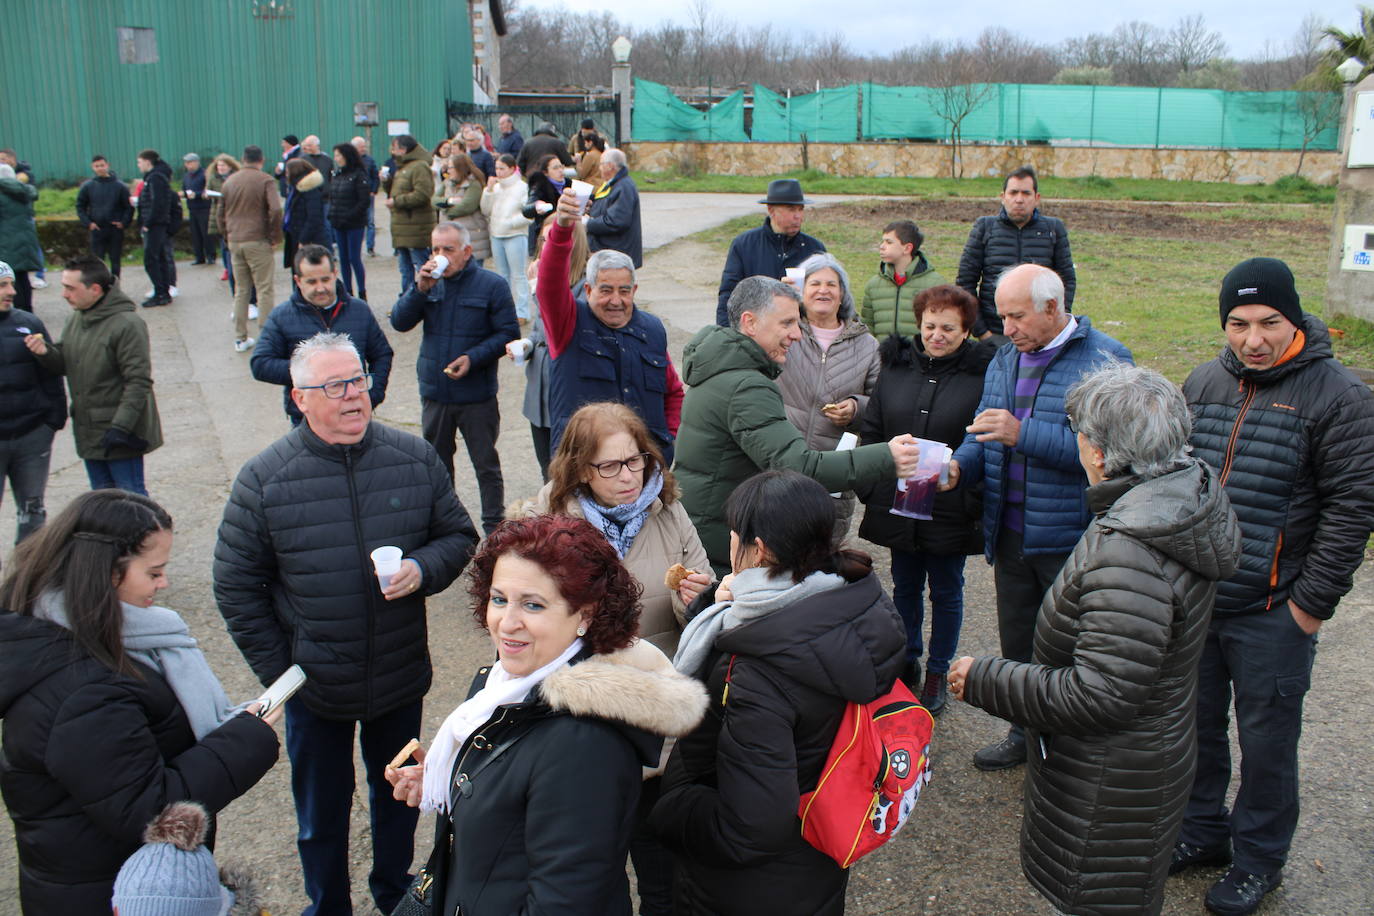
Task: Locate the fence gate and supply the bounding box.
[447,99,621,149]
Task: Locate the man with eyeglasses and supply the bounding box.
[214,331,478,916]
[252,244,393,425]
[391,221,518,536]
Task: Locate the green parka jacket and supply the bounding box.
[385,143,436,249]
[33,284,163,460]
[859,255,945,339]
[673,325,896,573]
[0,178,41,272]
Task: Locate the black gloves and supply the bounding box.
[100,426,150,456]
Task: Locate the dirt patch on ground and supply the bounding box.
[819,198,1328,241]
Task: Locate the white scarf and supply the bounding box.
[420,638,584,814]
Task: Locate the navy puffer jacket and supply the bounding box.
[952,317,1132,560]
[0,308,66,438]
[389,259,519,405]
[955,208,1076,336]
[213,421,478,720]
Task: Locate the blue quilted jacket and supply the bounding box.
[953,317,1132,561]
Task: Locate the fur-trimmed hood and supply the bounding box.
[540,639,707,741]
[220,862,267,916]
[294,168,324,192]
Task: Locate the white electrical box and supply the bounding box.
[1348,92,1374,167]
[1340,224,1374,271]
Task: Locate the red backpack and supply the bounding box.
[724,658,935,868]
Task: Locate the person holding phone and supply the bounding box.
[0,489,281,913]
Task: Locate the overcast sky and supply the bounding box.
[534,1,1357,58]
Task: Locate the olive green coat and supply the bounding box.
[859,254,946,339]
[33,284,163,460]
[434,177,491,261]
[0,178,41,272]
[386,144,436,248]
[673,325,897,573]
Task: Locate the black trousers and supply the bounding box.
[11,272,31,312]
[421,397,504,535]
[142,225,171,297]
[283,231,298,269]
[992,525,1070,738]
[90,226,125,278]
[188,208,215,262]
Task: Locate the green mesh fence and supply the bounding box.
[632,78,748,142]
[634,79,1338,150]
[752,84,859,141]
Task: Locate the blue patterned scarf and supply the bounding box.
[576,469,664,557]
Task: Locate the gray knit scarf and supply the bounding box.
[672,567,843,679]
[576,470,664,557]
[35,591,243,740]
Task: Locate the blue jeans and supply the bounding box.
[491,234,531,319]
[0,425,54,545]
[84,456,147,496]
[889,549,966,674]
[336,227,366,296]
[1179,608,1318,874]
[395,247,429,293]
[365,199,376,252]
[221,242,235,294]
[285,697,422,915]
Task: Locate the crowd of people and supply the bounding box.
[0,124,1370,916]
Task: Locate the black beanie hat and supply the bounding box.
[1219,258,1302,329]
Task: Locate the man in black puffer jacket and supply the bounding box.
[76,155,134,279]
[955,165,1075,338]
[1174,258,1374,916]
[251,244,392,424]
[213,331,477,916]
[135,150,179,307]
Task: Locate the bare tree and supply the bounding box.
[1166,14,1227,75]
[1292,79,1343,176]
[927,48,996,178]
[975,27,1059,84]
[1112,21,1170,85]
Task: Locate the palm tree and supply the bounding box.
[1323,6,1374,80]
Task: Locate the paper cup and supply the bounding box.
[569,179,594,209]
[785,267,806,286]
[371,546,403,589]
[429,255,450,279]
[509,339,532,365]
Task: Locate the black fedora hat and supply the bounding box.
[758,178,812,206]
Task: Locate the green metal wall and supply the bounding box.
[0,0,472,183]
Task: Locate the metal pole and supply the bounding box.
[1088,85,1095,148]
[1155,87,1163,150]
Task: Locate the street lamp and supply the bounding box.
[612,35,632,64]
[1337,57,1365,154]
[1337,56,1365,84]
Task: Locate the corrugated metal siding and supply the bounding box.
[0,0,472,183]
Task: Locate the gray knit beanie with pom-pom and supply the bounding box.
[111,802,232,916]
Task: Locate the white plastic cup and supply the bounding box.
[509,338,532,365]
[785,267,806,287]
[429,255,450,279]
[890,437,951,520]
[569,179,594,210]
[371,546,403,589]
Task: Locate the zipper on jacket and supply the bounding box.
[1266,531,1284,610]
[343,448,378,717]
[1218,380,1257,486]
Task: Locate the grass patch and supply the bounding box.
[638,170,1336,204]
[32,187,81,219]
[691,199,1374,382]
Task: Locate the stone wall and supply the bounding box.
[625,141,1341,185]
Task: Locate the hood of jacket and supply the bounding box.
[539,639,708,747]
[0,177,34,203]
[878,333,996,375]
[714,572,905,704]
[682,324,780,386]
[150,159,174,183]
[1217,312,1334,386]
[399,143,431,168]
[0,611,76,717]
[877,252,934,283]
[1090,458,1242,582]
[293,168,324,193]
[79,283,138,327]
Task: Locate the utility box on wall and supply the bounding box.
[1347,92,1374,167]
[1327,75,1374,323]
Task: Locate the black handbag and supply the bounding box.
[391,857,436,916]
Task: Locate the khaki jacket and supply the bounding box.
[386,144,436,248]
[217,166,282,245]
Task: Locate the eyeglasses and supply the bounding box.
[589,453,650,478]
[298,373,372,399]
[1066,414,1079,434]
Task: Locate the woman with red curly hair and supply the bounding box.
[385,515,707,916]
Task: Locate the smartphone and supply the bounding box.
[255,664,307,718]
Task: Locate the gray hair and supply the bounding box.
[727,276,800,329]
[996,264,1063,314]
[0,164,14,181]
[433,221,471,247]
[800,253,855,321]
[584,248,636,289]
[1065,361,1191,480]
[290,332,362,388]
[603,148,627,170]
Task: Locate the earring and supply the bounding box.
[576,625,587,636]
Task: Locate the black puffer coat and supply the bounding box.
[651,571,906,916]
[1183,314,1374,619]
[0,307,66,439]
[137,160,176,228]
[858,335,994,555]
[429,642,707,916]
[213,421,478,720]
[327,165,371,230]
[0,611,280,914]
[964,459,1241,916]
[955,208,1075,335]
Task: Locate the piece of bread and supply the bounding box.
[388,738,422,770]
[664,563,695,591]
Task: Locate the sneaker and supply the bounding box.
[30,276,48,289]
[973,732,1027,771]
[248,304,259,320]
[169,285,179,298]
[920,671,948,716]
[140,295,171,308]
[234,337,255,352]
[367,248,376,256]
[1204,866,1282,915]
[1169,839,1232,876]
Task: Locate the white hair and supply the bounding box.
[434,221,471,247]
[585,249,636,289]
[603,148,627,169]
[290,332,361,387]
[1065,361,1192,479]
